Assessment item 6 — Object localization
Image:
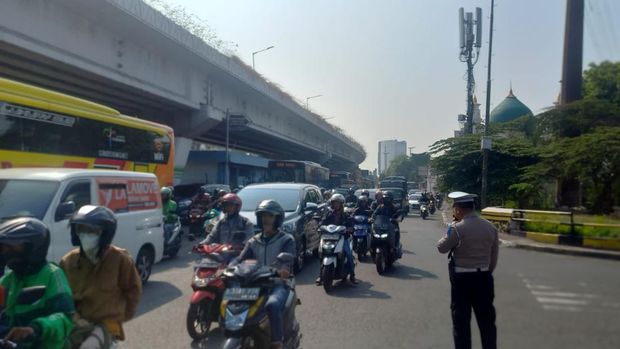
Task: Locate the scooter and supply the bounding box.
[429,201,436,215]
[318,225,350,293]
[163,218,182,258]
[186,236,245,341]
[420,204,429,220]
[371,214,402,275]
[189,207,207,239]
[352,215,370,260]
[220,253,301,349]
[344,202,356,217]
[0,286,47,348]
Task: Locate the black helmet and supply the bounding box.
[348,188,355,195]
[383,191,394,204]
[69,205,117,250]
[361,189,369,197]
[255,200,285,230]
[0,217,50,275]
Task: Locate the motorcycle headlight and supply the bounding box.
[192,274,215,288]
[381,233,389,238]
[373,233,381,238]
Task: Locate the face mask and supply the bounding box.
[79,233,100,252]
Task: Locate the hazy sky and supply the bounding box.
[166,0,620,170]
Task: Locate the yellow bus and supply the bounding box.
[0,77,175,186]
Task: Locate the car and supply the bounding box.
[236,183,326,272]
[408,193,422,212]
[0,168,164,284]
[201,184,231,196]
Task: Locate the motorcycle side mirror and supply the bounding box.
[304,202,318,213]
[275,252,294,265]
[16,286,46,306]
[55,201,76,221]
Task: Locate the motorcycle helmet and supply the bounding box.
[0,217,50,275]
[361,189,370,197]
[160,187,172,202]
[221,193,242,214]
[358,196,369,208]
[69,205,117,252]
[255,200,285,230]
[383,191,394,205]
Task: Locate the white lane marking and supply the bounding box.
[526,284,553,290]
[542,305,583,312]
[531,291,600,299]
[536,297,588,306]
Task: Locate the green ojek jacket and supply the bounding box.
[0,263,74,349]
[162,199,178,224]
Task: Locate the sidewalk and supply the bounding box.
[439,209,620,261]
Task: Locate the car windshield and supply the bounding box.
[238,188,301,212]
[409,194,422,200]
[0,180,59,220]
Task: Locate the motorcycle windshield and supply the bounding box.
[373,215,391,231]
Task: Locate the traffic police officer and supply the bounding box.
[437,191,499,349]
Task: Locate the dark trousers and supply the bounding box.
[450,271,497,349]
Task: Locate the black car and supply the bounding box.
[237,183,327,272]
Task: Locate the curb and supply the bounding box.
[499,236,620,261]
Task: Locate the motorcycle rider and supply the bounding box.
[345,188,358,205]
[234,200,296,349]
[371,191,402,250]
[191,187,212,211]
[353,196,372,216]
[370,190,384,211]
[315,193,358,285]
[0,217,74,348]
[60,205,142,349]
[322,189,332,202]
[161,187,178,241]
[201,193,253,245]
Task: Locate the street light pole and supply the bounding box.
[481,0,495,209]
[306,94,323,109]
[252,45,274,70]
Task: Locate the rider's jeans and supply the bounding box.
[266,285,289,343]
[163,223,175,241]
[343,237,355,276]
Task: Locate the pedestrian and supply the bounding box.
[437,191,499,349]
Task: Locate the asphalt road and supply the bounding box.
[122,211,620,349]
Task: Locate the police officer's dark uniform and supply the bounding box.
[437,191,499,349]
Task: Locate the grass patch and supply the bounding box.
[522,213,620,238]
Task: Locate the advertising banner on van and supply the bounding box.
[97,178,160,212]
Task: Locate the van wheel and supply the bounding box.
[136,247,154,284]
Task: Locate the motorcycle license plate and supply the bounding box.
[354,230,366,237]
[224,287,260,301]
[354,225,367,230]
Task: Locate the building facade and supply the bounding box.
[378,139,407,175]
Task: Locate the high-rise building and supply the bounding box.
[378,139,407,174]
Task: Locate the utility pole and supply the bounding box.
[481,0,495,209]
[225,109,230,185]
[560,0,584,104]
[459,7,483,134]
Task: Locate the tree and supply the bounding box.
[385,153,430,182]
[583,61,620,107]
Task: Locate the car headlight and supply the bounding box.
[373,233,381,238]
[282,222,295,233]
[381,233,389,238]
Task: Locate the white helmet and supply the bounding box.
[329,193,345,204]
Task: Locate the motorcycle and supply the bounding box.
[371,214,402,275]
[0,286,47,348]
[163,217,182,258]
[344,202,356,217]
[220,253,301,349]
[429,201,436,215]
[186,233,246,341]
[318,225,351,293]
[420,204,429,220]
[189,207,207,239]
[352,215,370,260]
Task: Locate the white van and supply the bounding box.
[0,168,164,283]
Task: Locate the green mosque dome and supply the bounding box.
[490,89,533,123]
